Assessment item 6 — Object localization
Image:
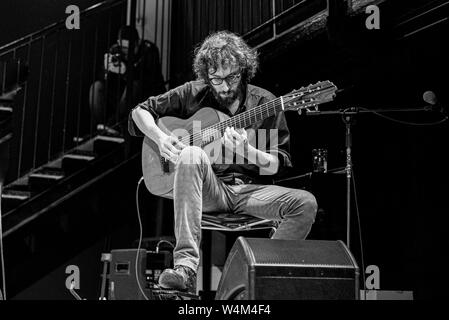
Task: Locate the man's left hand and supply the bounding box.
[222,127,248,153]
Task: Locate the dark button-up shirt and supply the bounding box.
[128,80,292,184]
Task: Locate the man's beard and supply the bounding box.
[211,83,242,109]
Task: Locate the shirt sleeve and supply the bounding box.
[128,82,190,137]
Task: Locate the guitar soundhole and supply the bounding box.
[160,156,170,173]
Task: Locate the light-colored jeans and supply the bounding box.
[161,146,318,272]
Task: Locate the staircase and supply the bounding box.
[1,119,148,298]
[0,0,150,298]
[2,128,128,237]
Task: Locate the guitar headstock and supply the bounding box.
[284,81,337,112]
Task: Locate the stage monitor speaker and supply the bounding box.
[215,237,359,300]
[108,249,153,300]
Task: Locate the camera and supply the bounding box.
[108,45,125,65]
[110,53,122,65]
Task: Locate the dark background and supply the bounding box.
[0,0,102,47]
[261,11,449,300]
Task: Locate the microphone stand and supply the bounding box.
[343,113,353,249]
[303,104,440,249]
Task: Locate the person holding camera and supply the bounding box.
[89,25,166,134]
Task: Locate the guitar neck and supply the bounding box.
[217,96,285,131]
[181,81,337,148]
[190,97,286,147]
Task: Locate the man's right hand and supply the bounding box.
[157,134,186,164]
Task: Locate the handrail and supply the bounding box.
[0,0,126,54]
[243,0,309,39]
[241,0,329,51]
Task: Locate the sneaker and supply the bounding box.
[158,265,197,294]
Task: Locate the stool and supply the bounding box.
[200,212,278,299]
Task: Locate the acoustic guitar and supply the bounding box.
[142,81,337,196]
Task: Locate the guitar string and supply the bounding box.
[195,83,334,144]
[182,92,321,146]
[180,92,299,146]
[180,91,320,147]
[137,82,332,147]
[208,98,284,142]
[179,95,286,146]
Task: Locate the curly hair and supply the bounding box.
[193,31,259,84]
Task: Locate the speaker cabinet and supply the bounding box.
[108,249,152,300]
[215,237,359,300]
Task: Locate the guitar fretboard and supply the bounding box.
[175,80,336,147]
[181,95,294,147]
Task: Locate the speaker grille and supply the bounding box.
[245,239,354,267]
[216,238,359,300]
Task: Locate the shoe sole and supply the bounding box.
[158,273,187,291]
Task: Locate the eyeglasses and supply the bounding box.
[209,73,241,86]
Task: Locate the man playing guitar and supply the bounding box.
[129,31,319,294]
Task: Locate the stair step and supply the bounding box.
[93,135,125,155]
[62,150,96,174]
[28,167,65,191]
[0,106,13,117]
[1,189,32,212]
[0,107,13,138]
[2,189,32,200]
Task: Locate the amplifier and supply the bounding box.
[216,237,360,300]
[106,248,172,300]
